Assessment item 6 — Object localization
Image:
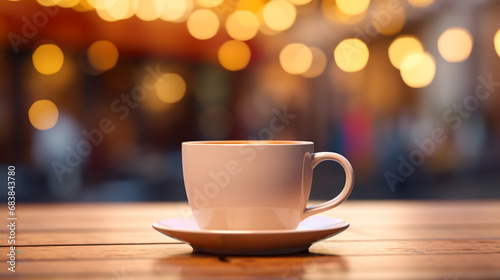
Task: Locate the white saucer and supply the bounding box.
[152,215,349,255]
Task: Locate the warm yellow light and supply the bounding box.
[155,73,187,103]
[32,44,64,75]
[88,0,117,10]
[437,27,473,63]
[225,11,259,41]
[280,43,313,75]
[334,39,369,72]
[218,40,251,71]
[87,40,119,72]
[388,35,424,69]
[196,0,223,8]
[161,0,191,22]
[407,0,434,8]
[336,0,370,16]
[373,1,405,35]
[288,0,312,5]
[142,89,171,112]
[73,0,94,12]
[301,47,327,78]
[400,52,436,88]
[494,29,500,58]
[135,0,163,21]
[236,0,265,13]
[262,0,296,32]
[55,0,79,8]
[97,0,137,21]
[36,0,56,6]
[29,100,59,130]
[187,9,220,40]
[322,0,365,25]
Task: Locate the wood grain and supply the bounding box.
[2,240,499,261]
[1,200,499,280]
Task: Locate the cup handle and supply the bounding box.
[303,152,354,219]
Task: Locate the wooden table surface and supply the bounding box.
[1,200,499,279]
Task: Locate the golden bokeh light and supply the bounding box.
[494,29,500,58]
[187,9,220,40]
[88,0,117,10]
[73,0,94,12]
[388,35,424,69]
[400,52,436,88]
[196,0,223,8]
[334,39,369,72]
[288,0,312,5]
[135,0,163,21]
[32,44,64,75]
[322,0,365,25]
[218,40,251,71]
[226,10,259,41]
[301,47,327,78]
[236,0,265,13]
[97,0,137,22]
[280,43,313,75]
[373,1,405,35]
[262,0,297,32]
[258,15,281,36]
[28,100,59,130]
[87,40,119,72]
[437,27,473,63]
[55,0,80,8]
[36,0,56,6]
[161,0,192,22]
[336,0,370,16]
[407,0,434,8]
[155,73,187,104]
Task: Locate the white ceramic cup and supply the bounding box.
[182,140,354,230]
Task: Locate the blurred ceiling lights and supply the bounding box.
[7,0,500,127]
[262,0,296,32]
[225,10,259,41]
[437,27,473,63]
[334,38,369,72]
[280,43,313,75]
[87,40,119,72]
[495,29,500,58]
[218,40,251,71]
[388,35,424,69]
[321,0,365,25]
[186,8,220,40]
[407,0,434,8]
[196,0,224,8]
[32,44,65,75]
[28,100,60,130]
[7,0,499,131]
[155,73,187,103]
[400,52,436,88]
[301,47,327,78]
[336,0,370,16]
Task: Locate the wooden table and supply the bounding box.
[1,201,499,279]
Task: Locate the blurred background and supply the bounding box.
[1,0,499,202]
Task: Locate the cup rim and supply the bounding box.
[182,140,313,146]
